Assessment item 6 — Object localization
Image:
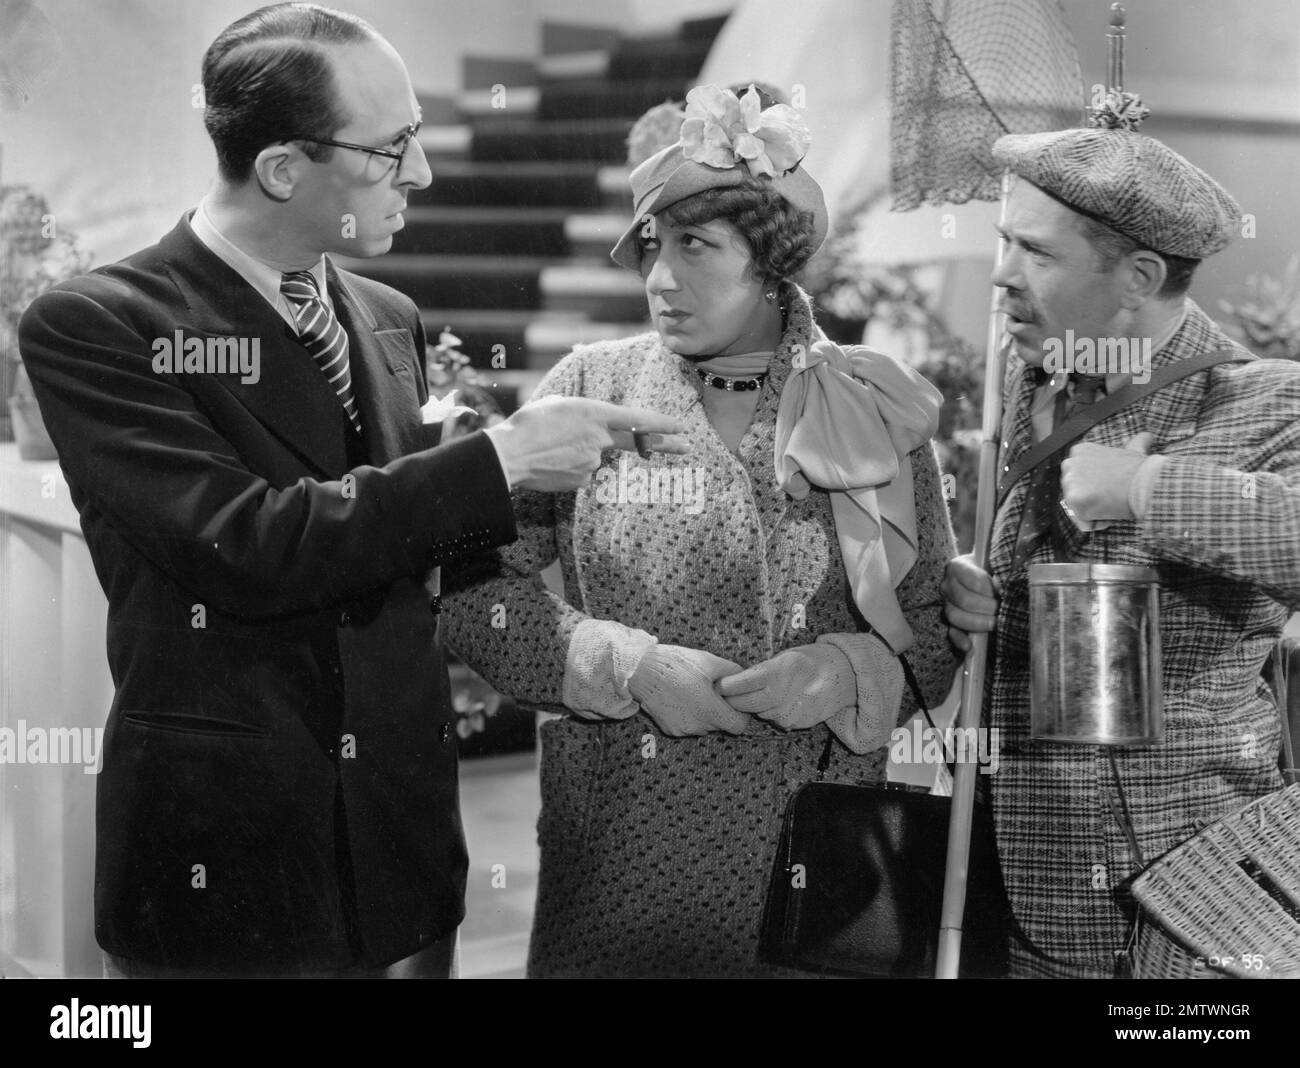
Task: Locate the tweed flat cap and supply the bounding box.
[992,128,1241,259]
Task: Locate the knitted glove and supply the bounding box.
[627,644,749,737]
[717,643,855,730]
[819,633,905,754]
[563,618,659,720]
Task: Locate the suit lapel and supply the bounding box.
[159,218,351,477]
[326,262,425,465]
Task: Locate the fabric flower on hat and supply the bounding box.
[1088,88,1150,132]
[679,84,811,179]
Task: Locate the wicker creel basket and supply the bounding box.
[1131,783,1300,979]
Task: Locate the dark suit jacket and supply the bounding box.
[18,214,517,971]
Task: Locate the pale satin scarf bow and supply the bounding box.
[774,339,942,654]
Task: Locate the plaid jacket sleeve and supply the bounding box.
[1141,359,1300,610]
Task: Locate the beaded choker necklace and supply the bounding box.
[696,368,768,392]
[693,349,775,392]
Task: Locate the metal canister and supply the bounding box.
[1028,563,1163,745]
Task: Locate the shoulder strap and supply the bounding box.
[996,348,1249,509]
[815,652,943,780]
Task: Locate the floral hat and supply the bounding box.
[610,84,828,272]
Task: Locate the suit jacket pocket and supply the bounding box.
[374,329,417,379]
[121,710,270,738]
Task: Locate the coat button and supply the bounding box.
[440,724,451,743]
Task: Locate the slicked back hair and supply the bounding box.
[202,3,377,182]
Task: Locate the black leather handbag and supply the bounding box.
[759,659,1010,978]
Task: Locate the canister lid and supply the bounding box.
[1027,563,1159,585]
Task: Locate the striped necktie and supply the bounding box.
[280,270,361,433]
[1010,374,1106,570]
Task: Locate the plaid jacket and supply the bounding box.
[986,300,1295,977]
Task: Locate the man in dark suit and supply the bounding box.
[18,2,683,978]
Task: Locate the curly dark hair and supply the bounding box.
[648,179,818,286]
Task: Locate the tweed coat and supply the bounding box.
[443,285,957,977]
[986,300,1295,977]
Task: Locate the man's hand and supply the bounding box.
[942,553,1000,652]
[1061,432,1154,525]
[717,645,855,730]
[485,396,690,492]
[627,645,749,737]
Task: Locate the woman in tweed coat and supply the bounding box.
[444,86,957,977]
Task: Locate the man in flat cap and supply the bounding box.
[943,121,1300,978]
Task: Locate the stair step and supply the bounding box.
[386,14,726,379]
[393,206,571,256]
[419,124,472,158]
[417,160,607,208]
[541,22,621,56]
[606,35,713,81]
[456,85,540,118]
[541,263,646,319]
[461,55,537,91]
[599,165,632,206]
[566,212,634,257]
[342,254,558,310]
[469,118,631,163]
[526,316,647,357]
[537,49,609,80]
[421,309,646,369]
[422,308,547,368]
[536,76,687,121]
[415,95,459,125]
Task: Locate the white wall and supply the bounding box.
[0,0,543,264]
[533,0,734,32]
[1062,0,1300,308]
[5,0,1292,305]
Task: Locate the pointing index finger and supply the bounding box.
[588,400,686,436]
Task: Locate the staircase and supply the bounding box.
[342,14,730,412]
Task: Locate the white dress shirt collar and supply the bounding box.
[1031,302,1189,439]
[189,198,330,328]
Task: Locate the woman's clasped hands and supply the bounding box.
[627,642,856,737]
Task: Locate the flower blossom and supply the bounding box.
[678,84,811,179]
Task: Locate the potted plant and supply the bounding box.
[1219,256,1300,362]
[1,183,93,457]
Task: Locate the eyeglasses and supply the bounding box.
[289,120,422,170]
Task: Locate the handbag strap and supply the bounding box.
[996,348,1248,511]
